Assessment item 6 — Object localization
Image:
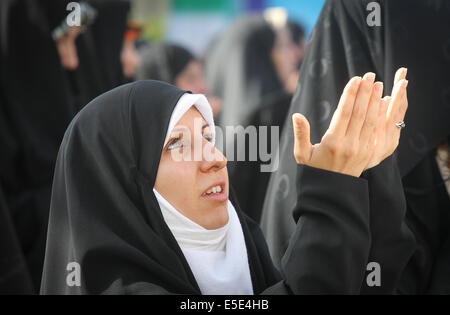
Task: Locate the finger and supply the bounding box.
[327,76,362,136]
[392,68,408,120]
[387,79,408,123]
[397,80,409,121]
[360,82,384,144]
[367,118,378,154]
[386,81,408,143]
[346,72,376,139]
[292,113,312,164]
[393,67,407,86]
[375,96,390,144]
[380,96,390,122]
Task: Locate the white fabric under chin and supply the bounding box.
[153,189,228,251]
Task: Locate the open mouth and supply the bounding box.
[201,182,227,201]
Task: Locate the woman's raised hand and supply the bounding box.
[292,70,408,177]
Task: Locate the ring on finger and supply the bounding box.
[395,121,406,129]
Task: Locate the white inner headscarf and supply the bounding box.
[162,93,215,147]
[154,93,253,295]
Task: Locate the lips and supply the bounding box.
[201,182,227,201]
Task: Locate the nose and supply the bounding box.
[199,140,227,173]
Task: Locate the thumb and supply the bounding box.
[292,113,312,164]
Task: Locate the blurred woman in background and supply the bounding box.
[135,43,221,117]
[204,15,299,222]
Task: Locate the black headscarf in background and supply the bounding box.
[40,81,281,294]
[68,0,131,111]
[261,0,450,294]
[134,43,195,84]
[205,15,292,222]
[287,20,305,69]
[287,21,305,45]
[0,0,74,292]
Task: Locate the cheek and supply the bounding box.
[221,166,229,187]
[154,160,199,204]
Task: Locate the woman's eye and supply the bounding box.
[167,138,183,150]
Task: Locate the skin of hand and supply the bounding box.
[292,69,409,178]
[365,68,408,169]
[56,26,80,70]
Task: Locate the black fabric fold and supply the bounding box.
[360,155,416,294]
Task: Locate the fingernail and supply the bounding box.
[375,82,383,93]
[365,72,376,83]
[403,80,409,88]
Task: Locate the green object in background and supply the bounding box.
[172,0,232,12]
[141,18,166,42]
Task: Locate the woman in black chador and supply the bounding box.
[40,72,414,294]
[134,44,199,90]
[260,0,450,294]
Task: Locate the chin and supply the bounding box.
[206,205,229,229]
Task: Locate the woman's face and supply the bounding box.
[175,60,208,95]
[154,107,229,230]
[271,27,298,85]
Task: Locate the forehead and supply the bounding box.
[174,106,207,128]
